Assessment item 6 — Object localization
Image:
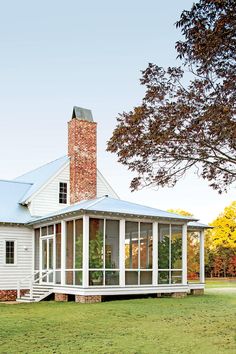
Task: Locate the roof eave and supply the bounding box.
[27,209,197,226]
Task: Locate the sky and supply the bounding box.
[0,0,235,223]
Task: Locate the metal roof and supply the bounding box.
[0,180,33,224]
[14,156,69,204]
[28,195,198,225]
[188,221,212,229]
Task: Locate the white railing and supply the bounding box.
[17,270,53,299]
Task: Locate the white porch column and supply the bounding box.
[182,223,188,285]
[152,222,158,286]
[83,215,89,287]
[61,220,66,286]
[39,228,42,280]
[200,230,205,283]
[119,219,125,287]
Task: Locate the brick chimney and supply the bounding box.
[68,106,97,204]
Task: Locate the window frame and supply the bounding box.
[59,182,68,204]
[4,240,17,266]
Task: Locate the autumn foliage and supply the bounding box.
[205,201,236,277]
[169,203,236,278]
[107,0,236,193]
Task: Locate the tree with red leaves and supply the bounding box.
[107,0,236,193]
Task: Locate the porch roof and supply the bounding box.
[28,195,200,225]
[187,221,212,230]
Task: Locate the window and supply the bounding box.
[5,241,15,265]
[59,182,67,204]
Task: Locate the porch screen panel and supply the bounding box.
[66,221,74,285]
[187,231,200,282]
[75,219,83,268]
[105,220,119,286]
[42,239,47,269]
[56,224,61,269]
[75,219,83,285]
[55,223,61,284]
[34,228,40,271]
[125,222,138,269]
[105,220,119,269]
[158,224,170,269]
[171,225,182,269]
[140,223,153,269]
[89,218,104,269]
[66,221,74,269]
[158,224,170,284]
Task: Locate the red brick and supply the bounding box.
[68,118,97,204]
[55,293,68,302]
[75,295,102,303]
[0,289,28,301]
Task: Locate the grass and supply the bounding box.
[205,278,236,288]
[0,292,236,354]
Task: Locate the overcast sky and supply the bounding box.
[0,0,235,223]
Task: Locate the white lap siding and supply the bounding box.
[28,164,70,216]
[0,226,33,290]
[29,164,119,217]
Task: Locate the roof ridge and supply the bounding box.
[0,179,33,186]
[14,155,68,180]
[86,195,107,209]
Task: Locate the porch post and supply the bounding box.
[61,220,66,286]
[39,228,42,280]
[182,223,188,285]
[119,219,125,287]
[200,230,205,283]
[83,215,89,287]
[152,222,158,286]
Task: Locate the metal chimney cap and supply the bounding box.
[72,106,93,122]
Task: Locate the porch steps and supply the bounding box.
[16,285,53,303]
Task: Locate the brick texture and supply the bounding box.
[55,293,68,302]
[0,289,28,301]
[171,292,187,298]
[190,289,204,296]
[75,295,102,303]
[68,118,97,204]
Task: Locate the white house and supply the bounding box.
[0,107,209,303]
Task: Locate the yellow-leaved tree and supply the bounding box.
[210,201,236,250]
[205,201,236,277]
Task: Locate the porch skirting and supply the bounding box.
[50,283,204,297]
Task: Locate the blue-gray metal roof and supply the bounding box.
[14,156,69,203]
[28,196,198,224]
[0,180,33,224]
[188,221,212,229]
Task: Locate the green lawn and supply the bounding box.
[0,293,236,354]
[205,278,236,288]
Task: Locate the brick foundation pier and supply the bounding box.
[55,293,68,302]
[75,295,102,303]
